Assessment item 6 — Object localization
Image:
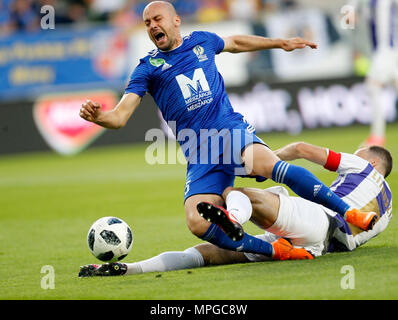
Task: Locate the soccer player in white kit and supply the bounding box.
[79,142,393,276]
[355,0,398,146]
[238,141,393,263]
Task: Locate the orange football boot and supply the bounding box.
[345,208,377,231]
[272,238,314,260]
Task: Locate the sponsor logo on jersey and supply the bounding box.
[175,68,213,111]
[193,45,208,62]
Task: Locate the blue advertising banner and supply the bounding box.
[0,26,130,100]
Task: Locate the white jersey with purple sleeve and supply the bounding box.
[353,0,397,50]
[324,150,392,251]
[353,0,398,83]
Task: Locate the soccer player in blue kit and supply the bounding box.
[80,1,377,259]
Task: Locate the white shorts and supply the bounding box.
[367,48,398,85]
[244,186,330,261]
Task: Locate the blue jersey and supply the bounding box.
[125,31,244,137]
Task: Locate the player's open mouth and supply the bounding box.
[154,32,166,42]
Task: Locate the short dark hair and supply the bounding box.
[368,146,393,178]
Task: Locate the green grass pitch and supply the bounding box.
[1,124,397,300]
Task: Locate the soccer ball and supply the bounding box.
[87,216,133,262]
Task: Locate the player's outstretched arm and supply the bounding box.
[222,35,317,54]
[274,142,328,166]
[80,92,141,129]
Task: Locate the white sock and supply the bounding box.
[368,82,385,138]
[225,190,252,225]
[124,247,204,275]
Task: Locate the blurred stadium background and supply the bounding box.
[1,0,396,155]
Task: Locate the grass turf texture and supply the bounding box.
[1,124,398,300]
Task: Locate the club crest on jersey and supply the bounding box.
[193,45,208,62]
[149,57,166,67]
[149,57,172,71]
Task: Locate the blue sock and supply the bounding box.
[272,161,350,217]
[200,223,273,257]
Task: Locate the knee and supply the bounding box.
[184,195,223,238]
[185,209,210,238]
[242,144,279,178]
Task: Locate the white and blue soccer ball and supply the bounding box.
[87,216,133,262]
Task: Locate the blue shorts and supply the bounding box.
[183,122,267,201]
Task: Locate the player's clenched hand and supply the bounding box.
[80,100,102,123]
[281,37,317,52]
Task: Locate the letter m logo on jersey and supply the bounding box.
[175,68,210,100]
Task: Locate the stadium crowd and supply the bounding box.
[0,0,299,35]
